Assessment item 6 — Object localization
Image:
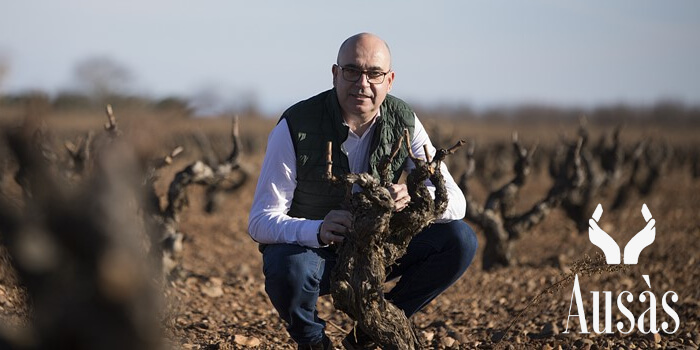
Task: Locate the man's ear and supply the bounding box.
[332,64,339,87]
[386,71,395,93]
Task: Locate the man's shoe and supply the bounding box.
[341,327,377,350]
[298,334,333,350]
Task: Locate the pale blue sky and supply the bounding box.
[1,1,699,114]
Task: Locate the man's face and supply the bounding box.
[333,37,394,121]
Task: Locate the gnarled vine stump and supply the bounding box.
[325,131,463,349]
[460,133,585,270]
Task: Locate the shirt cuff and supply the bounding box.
[299,220,324,248]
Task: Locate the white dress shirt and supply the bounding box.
[248,113,466,248]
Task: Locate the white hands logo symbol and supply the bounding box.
[588,204,621,264]
[588,203,656,265]
[624,204,656,264]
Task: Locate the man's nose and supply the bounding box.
[355,73,371,87]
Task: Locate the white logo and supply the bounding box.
[588,203,656,264]
[564,204,680,335]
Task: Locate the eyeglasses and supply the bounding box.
[336,65,391,84]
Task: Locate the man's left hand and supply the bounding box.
[387,184,411,212]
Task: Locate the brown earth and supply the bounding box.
[1,114,699,349]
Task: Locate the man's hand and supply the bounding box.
[319,210,352,245]
[388,184,411,212]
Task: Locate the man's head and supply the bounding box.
[332,33,394,122]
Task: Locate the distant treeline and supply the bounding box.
[0,91,196,117]
[1,90,698,125]
[415,101,700,126]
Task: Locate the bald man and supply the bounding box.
[248,33,478,350]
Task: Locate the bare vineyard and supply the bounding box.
[0,107,699,349]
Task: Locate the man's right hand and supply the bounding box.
[319,210,352,245]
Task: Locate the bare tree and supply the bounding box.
[0,56,8,93]
[73,56,133,101]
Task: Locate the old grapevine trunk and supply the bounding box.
[325,132,462,349]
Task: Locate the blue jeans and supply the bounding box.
[262,220,478,345]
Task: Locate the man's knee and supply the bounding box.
[440,220,479,272]
[263,245,323,301]
[262,245,327,343]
